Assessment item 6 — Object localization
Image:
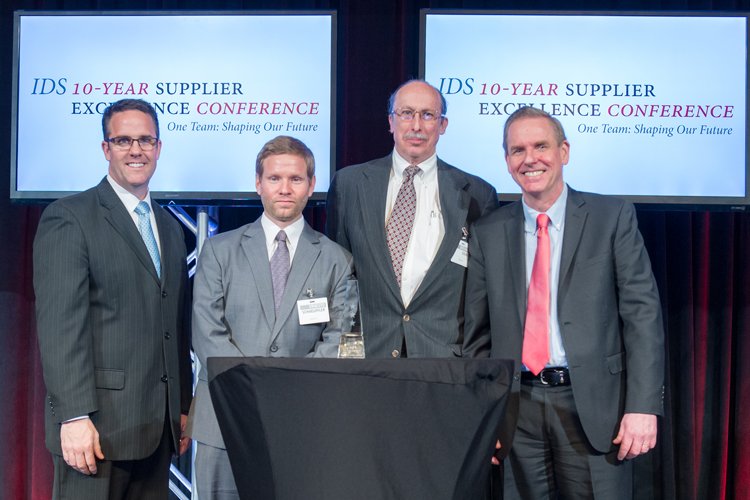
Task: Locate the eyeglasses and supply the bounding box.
[106,136,159,151]
[392,109,443,122]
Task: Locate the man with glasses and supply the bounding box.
[34,98,191,499]
[327,79,497,358]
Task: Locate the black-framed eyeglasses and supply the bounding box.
[392,109,443,122]
[106,136,159,151]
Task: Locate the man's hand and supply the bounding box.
[612,413,657,460]
[179,414,191,456]
[60,418,104,475]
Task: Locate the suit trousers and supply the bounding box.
[52,417,173,500]
[195,441,240,500]
[503,382,633,500]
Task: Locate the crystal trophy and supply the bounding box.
[337,279,364,358]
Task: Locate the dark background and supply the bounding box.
[1,1,749,499]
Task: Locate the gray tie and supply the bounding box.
[134,201,161,278]
[270,230,290,314]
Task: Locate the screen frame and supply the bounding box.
[420,9,750,209]
[10,10,337,206]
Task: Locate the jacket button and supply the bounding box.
[161,375,168,383]
[402,314,410,322]
[161,290,168,298]
[391,349,400,358]
[513,373,521,381]
[164,332,171,339]
[270,345,279,352]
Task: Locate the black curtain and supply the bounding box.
[1,1,749,499]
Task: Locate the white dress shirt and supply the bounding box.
[385,150,444,307]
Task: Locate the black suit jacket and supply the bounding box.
[464,188,664,453]
[33,178,191,460]
[327,155,497,358]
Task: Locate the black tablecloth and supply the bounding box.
[208,357,513,500]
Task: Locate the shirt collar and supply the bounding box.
[107,175,153,215]
[522,184,568,233]
[391,150,438,180]
[260,212,305,246]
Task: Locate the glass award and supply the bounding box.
[337,279,364,358]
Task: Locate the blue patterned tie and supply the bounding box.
[134,201,161,278]
[270,230,290,314]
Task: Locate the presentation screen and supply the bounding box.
[421,11,749,206]
[11,11,336,203]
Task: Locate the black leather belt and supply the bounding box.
[521,367,570,387]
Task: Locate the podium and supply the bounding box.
[208,357,513,500]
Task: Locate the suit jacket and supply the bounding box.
[463,187,664,454]
[190,218,354,448]
[33,178,191,460]
[327,155,498,358]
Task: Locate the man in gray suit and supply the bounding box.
[327,80,497,358]
[33,99,191,499]
[190,135,355,499]
[464,106,664,499]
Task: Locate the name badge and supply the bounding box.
[297,297,330,325]
[451,240,469,268]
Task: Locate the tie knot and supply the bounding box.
[275,230,288,243]
[536,213,550,230]
[404,165,421,181]
[134,201,150,216]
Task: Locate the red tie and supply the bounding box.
[522,213,551,375]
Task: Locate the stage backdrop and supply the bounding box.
[1,1,749,499]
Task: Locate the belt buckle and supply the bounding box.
[539,368,566,386]
[538,369,553,385]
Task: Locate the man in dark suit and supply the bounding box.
[190,136,355,499]
[464,106,665,499]
[33,99,191,499]
[327,80,497,358]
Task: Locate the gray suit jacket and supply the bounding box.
[326,155,497,358]
[463,188,665,453]
[190,218,354,448]
[33,178,190,460]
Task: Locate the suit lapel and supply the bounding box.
[240,221,276,331]
[96,180,161,284]
[152,202,177,284]
[560,188,587,291]
[409,161,470,305]
[357,157,402,301]
[506,202,528,326]
[272,223,321,337]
